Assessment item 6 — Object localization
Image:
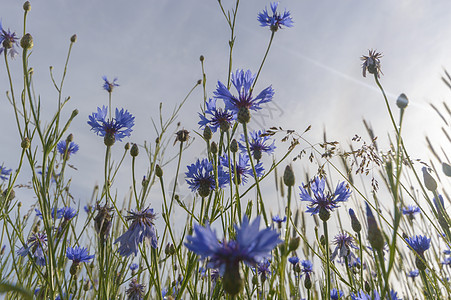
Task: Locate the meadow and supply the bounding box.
[0,1,449,299]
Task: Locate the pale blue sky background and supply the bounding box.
[1,1,450,215]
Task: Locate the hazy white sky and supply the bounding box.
[1,1,451,214]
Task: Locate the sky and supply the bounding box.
[1,1,451,218]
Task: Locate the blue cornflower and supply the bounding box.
[115,208,158,257]
[272,215,286,226]
[126,278,145,300]
[388,290,402,300]
[299,177,351,221]
[61,207,78,221]
[402,205,420,220]
[442,256,451,266]
[57,140,79,159]
[185,216,281,295]
[66,246,95,264]
[257,2,294,32]
[35,208,63,220]
[256,259,272,281]
[240,130,275,160]
[405,235,431,256]
[0,22,19,59]
[17,232,47,266]
[331,288,344,300]
[0,165,12,181]
[351,290,381,300]
[88,106,135,145]
[214,69,274,113]
[102,76,119,93]
[220,154,264,185]
[407,269,419,278]
[185,158,228,197]
[198,98,235,133]
[331,232,358,264]
[300,260,313,276]
[288,256,299,266]
[433,194,445,212]
[130,263,139,272]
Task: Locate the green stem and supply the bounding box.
[251,31,274,92]
[323,220,331,300]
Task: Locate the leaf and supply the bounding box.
[0,282,33,300]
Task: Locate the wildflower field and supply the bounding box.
[1,1,450,299]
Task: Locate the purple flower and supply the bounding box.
[214,69,274,113]
[300,260,313,276]
[405,235,431,256]
[61,207,78,220]
[220,154,264,185]
[126,278,145,300]
[35,208,63,220]
[114,208,158,257]
[331,288,344,300]
[88,106,135,144]
[185,216,281,275]
[351,290,381,300]
[57,141,79,159]
[258,2,294,32]
[102,76,119,93]
[402,205,420,220]
[407,269,419,278]
[17,232,47,266]
[330,232,358,263]
[0,22,19,59]
[185,158,228,197]
[130,263,139,271]
[256,259,272,281]
[288,256,299,266]
[66,246,95,264]
[198,98,235,133]
[299,177,351,218]
[0,165,12,181]
[272,215,286,225]
[240,130,276,160]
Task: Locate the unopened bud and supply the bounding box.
[366,203,384,251]
[443,162,451,177]
[252,274,258,285]
[70,34,77,43]
[23,1,31,11]
[124,142,130,150]
[155,165,163,178]
[165,243,176,256]
[130,143,139,157]
[364,281,371,294]
[422,167,437,191]
[283,165,295,187]
[203,126,212,141]
[197,79,202,85]
[288,236,300,252]
[20,33,33,50]
[211,141,218,154]
[71,109,79,118]
[349,208,361,233]
[200,55,204,62]
[21,137,30,149]
[304,273,312,290]
[396,93,409,109]
[230,139,238,153]
[66,134,74,143]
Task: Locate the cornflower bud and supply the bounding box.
[23,1,31,11]
[422,167,437,191]
[125,142,130,150]
[20,33,33,50]
[366,204,384,251]
[155,165,163,178]
[203,126,212,141]
[211,141,218,154]
[21,137,30,149]
[349,208,361,233]
[200,55,204,62]
[283,165,295,187]
[396,93,409,109]
[304,273,312,290]
[443,162,451,177]
[70,34,77,43]
[288,237,300,252]
[230,139,238,153]
[130,143,139,157]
